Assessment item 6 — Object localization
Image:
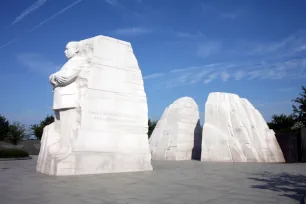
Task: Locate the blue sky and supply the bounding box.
[0,0,305,125]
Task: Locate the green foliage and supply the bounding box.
[0,115,9,141]
[268,86,306,132]
[292,86,306,127]
[30,115,54,140]
[5,122,25,145]
[267,114,295,132]
[148,119,158,138]
[0,147,29,158]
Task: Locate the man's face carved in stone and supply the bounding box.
[64,42,79,59]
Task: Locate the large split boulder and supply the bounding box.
[201,92,285,163]
[149,97,202,160]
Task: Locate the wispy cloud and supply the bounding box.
[220,71,230,82]
[190,68,213,84]
[104,0,141,17]
[143,73,164,79]
[219,11,241,20]
[145,57,306,89]
[193,31,306,61]
[277,87,295,92]
[105,0,120,8]
[197,41,222,58]
[204,73,219,84]
[17,53,60,75]
[0,39,18,49]
[12,0,48,25]
[234,71,245,80]
[170,66,201,73]
[245,31,306,57]
[29,0,83,32]
[114,27,151,36]
[1,0,82,50]
[176,31,204,38]
[201,3,243,20]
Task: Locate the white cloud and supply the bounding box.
[165,74,193,89]
[244,58,306,80]
[176,31,204,38]
[29,0,83,32]
[170,66,200,73]
[190,69,213,84]
[17,53,60,75]
[104,0,140,17]
[12,0,48,25]
[0,39,18,49]
[143,73,164,79]
[204,73,219,84]
[201,3,243,20]
[246,31,306,57]
[197,41,222,58]
[146,57,306,89]
[277,87,295,92]
[220,71,230,82]
[114,27,151,35]
[105,0,120,7]
[295,44,306,52]
[219,12,240,20]
[234,71,245,80]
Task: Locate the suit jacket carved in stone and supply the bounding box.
[51,56,86,110]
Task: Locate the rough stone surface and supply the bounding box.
[37,35,152,175]
[201,92,285,162]
[1,156,306,204]
[149,97,202,160]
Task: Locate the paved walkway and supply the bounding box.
[1,156,306,204]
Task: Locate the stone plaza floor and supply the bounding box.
[1,156,306,204]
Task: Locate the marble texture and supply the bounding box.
[37,35,152,176]
[201,92,285,163]
[149,97,202,160]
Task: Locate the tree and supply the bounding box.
[6,122,25,145]
[30,115,54,140]
[0,114,9,141]
[148,119,158,138]
[292,86,306,127]
[267,114,295,132]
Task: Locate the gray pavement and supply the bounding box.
[1,156,306,204]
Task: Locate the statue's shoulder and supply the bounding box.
[64,56,87,68]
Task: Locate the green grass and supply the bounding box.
[0,147,29,158]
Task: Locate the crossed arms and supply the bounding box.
[49,68,81,88]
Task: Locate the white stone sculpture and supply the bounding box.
[149,97,202,160]
[37,35,153,175]
[201,92,285,163]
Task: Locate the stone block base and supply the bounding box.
[37,151,152,176]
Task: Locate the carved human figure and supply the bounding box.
[48,41,85,157]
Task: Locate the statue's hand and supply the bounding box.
[49,74,57,86]
[55,75,68,84]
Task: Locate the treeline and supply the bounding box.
[0,117,25,145]
[267,86,306,132]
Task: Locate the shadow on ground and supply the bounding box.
[248,171,306,202]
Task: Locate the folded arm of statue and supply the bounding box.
[49,70,64,86]
[53,69,82,87]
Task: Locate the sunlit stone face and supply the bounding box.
[64,42,79,59]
